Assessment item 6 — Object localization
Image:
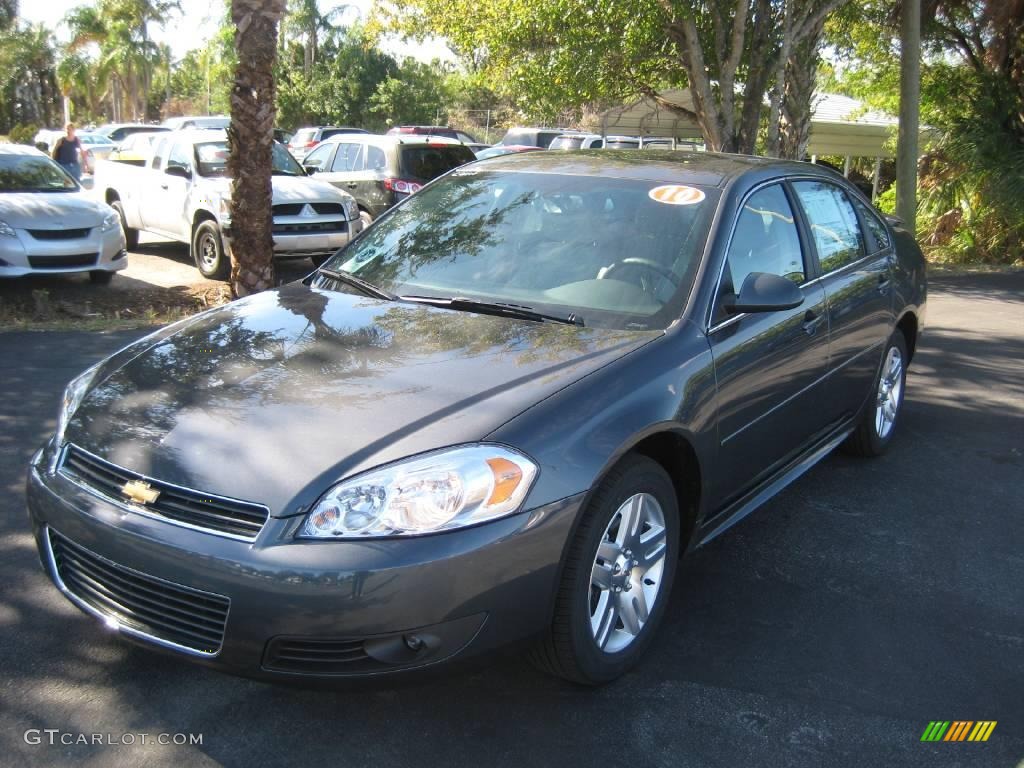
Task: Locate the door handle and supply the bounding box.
[878,273,891,294]
[803,309,824,336]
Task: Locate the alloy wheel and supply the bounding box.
[589,492,668,653]
[875,345,904,439]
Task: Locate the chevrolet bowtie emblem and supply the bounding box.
[121,479,160,505]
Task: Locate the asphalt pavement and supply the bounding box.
[0,273,1021,768]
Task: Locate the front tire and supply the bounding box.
[845,329,908,456]
[191,219,230,280]
[110,200,138,250]
[531,454,680,685]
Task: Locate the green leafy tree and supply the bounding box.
[369,59,447,127]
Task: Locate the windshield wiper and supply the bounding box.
[316,267,397,301]
[401,295,584,327]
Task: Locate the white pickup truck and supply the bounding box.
[93,129,362,279]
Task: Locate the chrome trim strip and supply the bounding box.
[43,526,228,658]
[59,445,267,543]
[721,339,885,445]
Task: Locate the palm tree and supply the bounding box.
[226,0,287,296]
[286,0,355,77]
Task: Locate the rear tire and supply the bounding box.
[191,219,230,281]
[530,454,680,685]
[110,200,138,249]
[844,329,908,457]
[89,270,114,285]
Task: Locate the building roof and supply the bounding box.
[598,90,915,158]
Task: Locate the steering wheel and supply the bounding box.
[599,257,677,288]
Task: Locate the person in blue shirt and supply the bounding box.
[52,123,82,180]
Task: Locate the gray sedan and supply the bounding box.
[0,145,126,283]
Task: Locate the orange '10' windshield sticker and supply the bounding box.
[648,185,706,205]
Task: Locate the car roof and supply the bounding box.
[322,134,465,147]
[471,150,835,188]
[0,143,48,156]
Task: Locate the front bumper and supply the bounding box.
[0,225,127,278]
[26,450,581,681]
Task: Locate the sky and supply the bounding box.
[20,0,453,63]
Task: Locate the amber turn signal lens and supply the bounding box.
[485,457,524,506]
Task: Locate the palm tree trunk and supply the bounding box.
[227,0,287,297]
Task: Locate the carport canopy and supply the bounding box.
[597,90,901,159]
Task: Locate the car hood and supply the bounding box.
[66,284,657,515]
[272,175,351,204]
[0,191,106,229]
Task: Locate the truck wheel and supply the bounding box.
[192,219,230,281]
[110,200,138,250]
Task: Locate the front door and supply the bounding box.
[707,183,831,509]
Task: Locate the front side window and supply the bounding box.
[331,143,363,172]
[723,184,806,298]
[302,142,333,170]
[166,141,192,171]
[325,171,718,330]
[792,181,865,273]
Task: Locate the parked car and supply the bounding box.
[386,125,480,144]
[548,133,606,149]
[288,126,369,159]
[94,123,171,143]
[497,126,581,148]
[163,115,230,130]
[80,140,118,176]
[301,134,476,227]
[473,144,544,159]
[105,131,166,167]
[92,129,361,279]
[0,144,126,283]
[27,151,926,684]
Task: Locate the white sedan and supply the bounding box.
[0,144,126,284]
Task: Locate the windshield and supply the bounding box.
[0,154,78,193]
[195,141,304,177]
[549,136,585,150]
[326,170,718,330]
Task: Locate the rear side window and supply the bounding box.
[537,132,561,148]
[399,146,475,180]
[606,139,640,149]
[792,181,865,273]
[150,138,168,169]
[852,197,891,252]
[366,145,387,171]
[724,184,806,297]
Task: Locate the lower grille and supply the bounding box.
[263,637,372,674]
[27,253,98,269]
[61,445,269,540]
[48,528,229,655]
[28,228,92,240]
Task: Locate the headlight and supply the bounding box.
[218,197,232,219]
[101,210,120,232]
[49,363,101,473]
[0,220,16,237]
[298,445,538,539]
[342,198,358,221]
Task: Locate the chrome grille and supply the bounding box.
[272,202,344,216]
[48,528,229,655]
[61,445,269,540]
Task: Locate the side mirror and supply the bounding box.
[303,162,321,174]
[727,271,804,314]
[165,163,192,179]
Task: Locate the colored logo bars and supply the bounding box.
[921,721,997,742]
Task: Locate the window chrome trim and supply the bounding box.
[58,444,266,543]
[43,526,228,658]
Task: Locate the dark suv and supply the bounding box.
[287,126,369,159]
[301,134,476,226]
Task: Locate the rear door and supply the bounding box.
[707,183,831,506]
[790,180,895,424]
